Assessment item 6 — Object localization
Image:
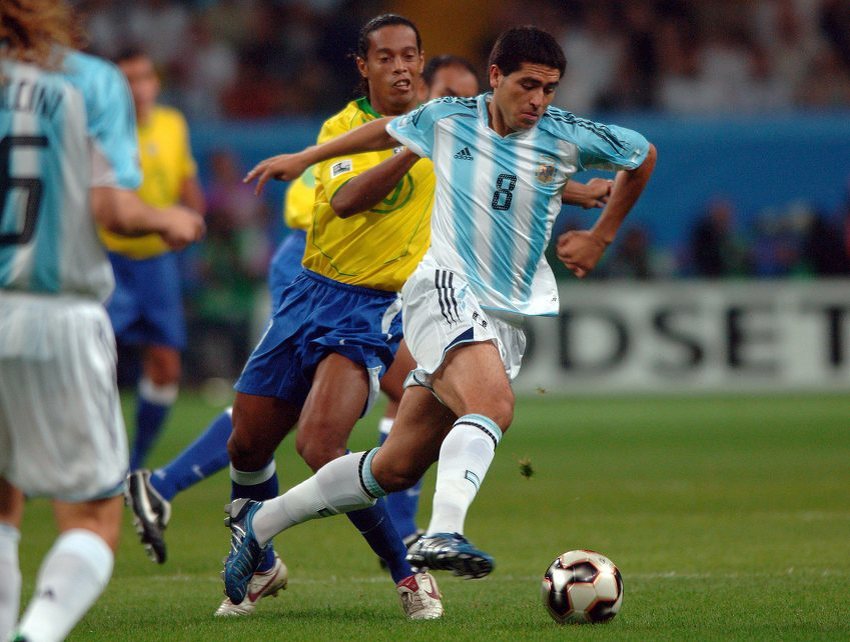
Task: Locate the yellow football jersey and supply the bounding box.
[100,106,198,258]
[283,166,316,232]
[302,97,434,291]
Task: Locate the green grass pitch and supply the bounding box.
[16,392,850,640]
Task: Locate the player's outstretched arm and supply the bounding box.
[330,149,422,218]
[557,143,657,278]
[91,186,206,250]
[244,117,399,194]
[562,178,613,209]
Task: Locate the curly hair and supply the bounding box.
[0,0,83,69]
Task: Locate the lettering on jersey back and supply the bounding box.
[0,78,64,120]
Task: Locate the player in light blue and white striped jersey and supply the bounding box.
[0,47,140,299]
[388,94,648,317]
[225,26,655,591]
[0,3,204,639]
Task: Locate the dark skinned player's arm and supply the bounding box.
[245,117,397,194]
[330,149,421,218]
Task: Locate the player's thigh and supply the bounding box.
[372,386,456,487]
[401,260,522,427]
[229,392,300,468]
[53,495,124,551]
[296,353,370,469]
[379,339,415,407]
[432,340,515,429]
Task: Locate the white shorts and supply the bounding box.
[400,257,526,389]
[0,292,128,501]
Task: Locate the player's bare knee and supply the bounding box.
[490,397,514,432]
[144,347,180,383]
[464,394,513,432]
[227,431,267,470]
[225,435,245,467]
[297,437,346,472]
[296,413,350,470]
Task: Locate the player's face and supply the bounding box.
[357,24,423,116]
[428,65,479,99]
[489,62,561,134]
[118,56,160,122]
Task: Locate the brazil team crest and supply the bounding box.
[535,155,557,185]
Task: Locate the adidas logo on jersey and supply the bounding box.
[453,146,473,160]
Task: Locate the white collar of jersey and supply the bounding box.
[478,93,537,140]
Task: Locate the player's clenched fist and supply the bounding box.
[160,206,206,249]
[556,230,609,279]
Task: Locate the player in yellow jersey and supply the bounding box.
[102,49,206,473]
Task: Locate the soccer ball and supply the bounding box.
[541,549,623,624]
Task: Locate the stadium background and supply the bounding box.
[74,0,850,393]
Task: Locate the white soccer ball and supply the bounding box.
[541,549,623,624]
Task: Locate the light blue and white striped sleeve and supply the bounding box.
[70,52,141,189]
[543,108,649,172]
[387,97,472,159]
[386,101,437,158]
[576,121,650,172]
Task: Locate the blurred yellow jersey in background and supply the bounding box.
[100,106,198,258]
[303,97,434,292]
[283,166,316,232]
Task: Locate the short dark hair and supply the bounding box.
[423,54,479,89]
[112,46,149,66]
[355,14,422,60]
[487,26,566,78]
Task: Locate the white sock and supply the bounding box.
[229,459,276,486]
[426,414,501,536]
[138,377,179,405]
[16,529,113,642]
[0,523,21,641]
[252,451,380,545]
[378,417,394,436]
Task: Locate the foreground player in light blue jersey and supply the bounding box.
[0,2,204,640]
[229,25,655,595]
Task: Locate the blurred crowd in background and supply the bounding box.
[78,0,850,118]
[547,191,850,281]
[73,0,850,380]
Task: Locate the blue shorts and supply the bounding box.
[106,252,186,350]
[268,229,307,307]
[236,269,402,413]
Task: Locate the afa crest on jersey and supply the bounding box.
[535,155,557,185]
